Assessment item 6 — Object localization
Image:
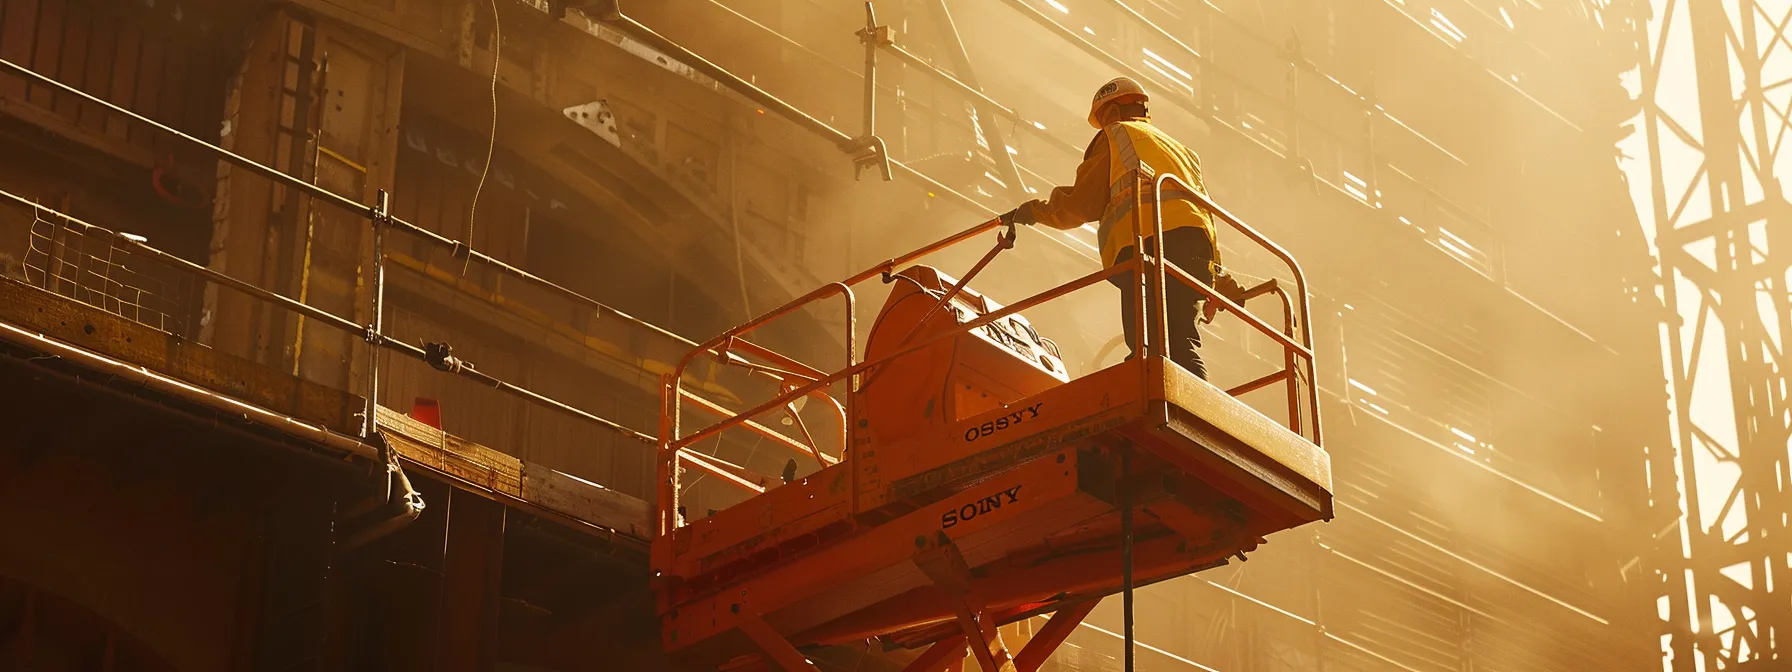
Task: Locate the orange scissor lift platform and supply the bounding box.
[654,175,1331,671]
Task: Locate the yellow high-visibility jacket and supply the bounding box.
[1031,116,1217,270]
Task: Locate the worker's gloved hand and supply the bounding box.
[1202,272,1249,324]
[1008,199,1044,226]
[1215,272,1248,303]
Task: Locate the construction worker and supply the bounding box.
[1006,76,1242,379]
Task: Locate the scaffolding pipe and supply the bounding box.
[0,320,381,461]
[1121,444,1136,672]
[693,0,1070,161]
[1157,172,1323,446]
[0,190,370,340]
[1,189,659,450]
[592,13,1100,264]
[875,40,1081,155]
[0,53,860,435]
[691,0,1080,160]
[597,15,855,149]
[415,340,657,445]
[860,2,878,145]
[926,0,1030,198]
[994,0,1497,244]
[1100,0,1466,166]
[673,261,1131,452]
[0,57,727,365]
[365,190,390,439]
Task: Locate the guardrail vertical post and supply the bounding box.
[668,362,685,532]
[363,189,391,439]
[1120,443,1136,672]
[658,373,678,539]
[1151,174,1170,372]
[860,1,876,149]
[842,286,857,458]
[1286,347,1304,438]
[851,3,894,181]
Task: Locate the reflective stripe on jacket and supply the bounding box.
[1096,120,1216,270]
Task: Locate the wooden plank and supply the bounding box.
[102,21,137,140]
[25,0,59,109]
[521,462,651,540]
[0,278,363,434]
[76,11,115,133]
[375,405,652,540]
[414,122,448,235]
[0,88,155,168]
[128,31,161,149]
[0,0,42,100]
[49,0,83,121]
[156,41,189,143]
[377,404,523,499]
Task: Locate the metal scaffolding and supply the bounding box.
[1634,0,1792,667]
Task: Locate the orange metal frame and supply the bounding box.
[659,173,1319,518]
[653,170,1322,669]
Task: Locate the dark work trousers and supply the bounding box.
[1110,226,1216,379]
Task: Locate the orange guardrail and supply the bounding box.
[657,169,1321,536]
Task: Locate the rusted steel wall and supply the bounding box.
[378,111,807,509]
[0,0,225,167]
[0,0,228,338]
[380,113,662,499]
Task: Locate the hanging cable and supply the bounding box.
[462,0,502,276]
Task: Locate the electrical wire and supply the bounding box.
[462,0,501,276]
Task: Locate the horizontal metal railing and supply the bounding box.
[0,188,658,446]
[0,57,732,467]
[657,166,1323,537]
[1146,171,1322,446]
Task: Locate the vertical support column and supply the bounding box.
[1120,444,1135,672]
[204,12,405,400]
[292,28,405,392]
[205,11,300,359]
[1638,0,1792,666]
[1314,527,1328,671]
[924,0,1027,199]
[364,189,388,438]
[14,592,34,670]
[250,485,344,672]
[435,490,507,672]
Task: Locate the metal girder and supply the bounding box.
[737,609,821,672]
[919,0,1028,200]
[435,489,507,671]
[1012,599,1099,672]
[916,534,1016,672]
[1634,0,1792,667]
[902,635,968,672]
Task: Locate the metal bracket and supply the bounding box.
[424,341,466,373]
[364,189,392,438]
[852,2,895,182]
[560,0,621,21]
[736,608,820,672]
[850,136,895,182]
[563,100,622,147]
[916,532,1017,672]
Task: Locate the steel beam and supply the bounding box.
[435,490,507,672]
[1636,0,1792,666]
